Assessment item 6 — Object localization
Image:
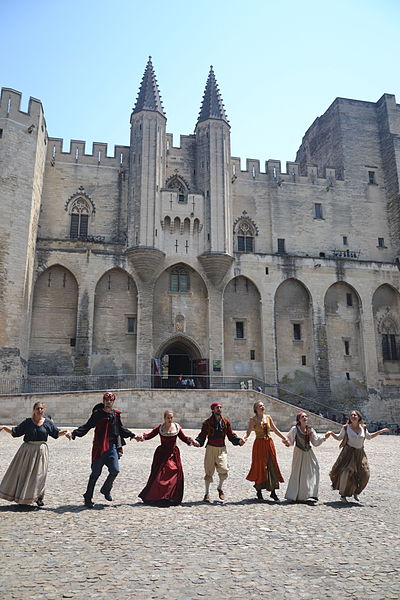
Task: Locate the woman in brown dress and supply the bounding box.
[329,409,389,503]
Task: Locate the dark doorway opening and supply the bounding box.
[152,338,209,388]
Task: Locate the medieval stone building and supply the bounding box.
[1,57,400,422]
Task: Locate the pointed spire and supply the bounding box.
[197,66,229,126]
[132,57,165,117]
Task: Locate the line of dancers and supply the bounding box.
[0,394,389,508]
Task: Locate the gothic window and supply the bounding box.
[170,267,189,292]
[166,176,189,203]
[235,219,255,253]
[380,318,399,361]
[69,197,90,239]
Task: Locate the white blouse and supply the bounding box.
[337,425,372,448]
[287,426,326,447]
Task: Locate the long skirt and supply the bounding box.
[246,438,284,491]
[329,445,370,497]
[0,441,49,504]
[285,447,320,501]
[139,445,184,505]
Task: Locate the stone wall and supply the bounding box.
[0,389,334,431]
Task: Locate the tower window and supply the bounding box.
[344,340,350,355]
[343,236,348,246]
[293,323,302,341]
[70,213,88,238]
[127,317,137,334]
[235,321,244,339]
[378,237,385,248]
[346,293,353,307]
[250,350,255,360]
[382,334,398,360]
[301,355,306,366]
[170,267,189,292]
[368,171,376,184]
[277,238,286,253]
[314,203,323,219]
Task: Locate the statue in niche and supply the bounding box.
[175,314,185,332]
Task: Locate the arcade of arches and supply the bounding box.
[27,267,400,404]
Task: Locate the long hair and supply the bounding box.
[346,409,364,426]
[296,412,311,446]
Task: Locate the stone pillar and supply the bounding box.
[207,286,224,386]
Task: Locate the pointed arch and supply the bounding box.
[29,265,78,375]
[223,276,262,377]
[373,284,400,369]
[92,268,138,374]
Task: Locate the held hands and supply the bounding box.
[325,431,332,439]
[191,440,200,447]
[281,438,290,447]
[65,430,72,441]
[239,438,246,446]
[135,434,144,442]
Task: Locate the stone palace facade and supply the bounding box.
[1,57,400,422]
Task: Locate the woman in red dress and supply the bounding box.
[138,410,199,505]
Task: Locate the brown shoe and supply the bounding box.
[203,494,211,503]
[217,488,225,501]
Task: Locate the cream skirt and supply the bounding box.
[0,441,49,504]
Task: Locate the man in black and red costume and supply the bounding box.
[72,392,137,508]
[196,401,245,503]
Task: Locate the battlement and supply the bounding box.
[0,88,45,126]
[47,137,130,168]
[230,156,343,184]
[166,132,196,151]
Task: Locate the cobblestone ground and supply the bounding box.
[0,427,399,600]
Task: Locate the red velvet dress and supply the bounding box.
[138,423,193,505]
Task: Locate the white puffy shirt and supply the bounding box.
[337,425,372,448]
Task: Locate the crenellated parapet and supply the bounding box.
[0,88,46,131]
[230,156,342,186]
[46,137,130,168]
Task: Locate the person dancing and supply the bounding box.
[243,400,289,502]
[329,409,389,503]
[0,402,71,507]
[285,412,330,503]
[138,410,199,505]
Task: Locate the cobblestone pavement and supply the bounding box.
[0,427,399,600]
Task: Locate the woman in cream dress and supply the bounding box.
[285,412,330,503]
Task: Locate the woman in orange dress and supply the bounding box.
[244,400,289,501]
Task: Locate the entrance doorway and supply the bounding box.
[152,337,209,388]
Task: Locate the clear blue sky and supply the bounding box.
[1,0,399,169]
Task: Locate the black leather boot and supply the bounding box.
[100,473,118,501]
[83,475,98,508]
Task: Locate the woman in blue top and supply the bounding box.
[0,402,71,507]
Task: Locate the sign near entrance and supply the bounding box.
[213,359,221,372]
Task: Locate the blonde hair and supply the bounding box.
[253,401,264,414]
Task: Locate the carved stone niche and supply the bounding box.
[126,246,165,282]
[198,252,234,286]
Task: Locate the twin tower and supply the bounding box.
[128,57,234,283]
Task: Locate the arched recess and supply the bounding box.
[92,269,138,374]
[275,278,315,397]
[324,282,365,399]
[372,284,400,375]
[153,334,208,387]
[223,276,262,378]
[28,265,78,374]
[153,263,209,385]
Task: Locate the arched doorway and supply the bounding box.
[152,336,208,388]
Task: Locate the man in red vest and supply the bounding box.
[72,392,137,508]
